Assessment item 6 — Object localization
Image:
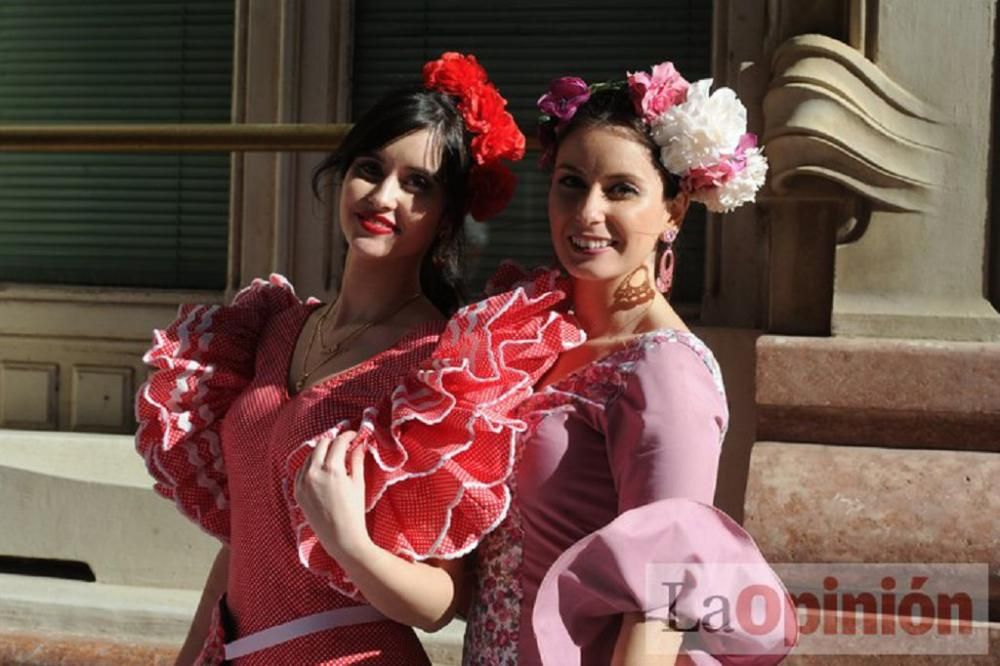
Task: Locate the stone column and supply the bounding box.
[717,0,1000,658]
[229,0,352,301]
[831,0,1000,341]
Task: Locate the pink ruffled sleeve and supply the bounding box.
[134,274,302,542]
[532,499,798,665]
[531,336,796,663]
[284,269,585,600]
[606,335,727,511]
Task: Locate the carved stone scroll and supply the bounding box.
[763,34,952,216]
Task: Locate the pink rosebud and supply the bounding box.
[627,62,690,122]
[736,132,758,153]
[682,133,760,193]
[729,132,758,170]
[682,161,737,193]
[537,76,591,123]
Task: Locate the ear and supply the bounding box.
[661,191,689,235]
[669,191,689,226]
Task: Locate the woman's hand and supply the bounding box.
[293,429,372,562]
[292,428,466,631]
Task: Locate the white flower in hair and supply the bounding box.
[651,79,748,174]
[540,62,767,214]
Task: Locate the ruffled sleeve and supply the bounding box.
[532,498,798,665]
[284,269,585,599]
[135,274,303,542]
[483,260,561,297]
[529,336,795,663]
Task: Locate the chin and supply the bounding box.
[352,235,431,268]
[558,255,622,284]
[347,234,397,259]
[558,251,653,287]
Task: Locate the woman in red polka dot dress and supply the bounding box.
[134,53,566,664]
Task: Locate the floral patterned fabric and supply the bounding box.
[461,452,526,665]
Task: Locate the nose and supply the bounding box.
[366,175,401,211]
[578,186,606,226]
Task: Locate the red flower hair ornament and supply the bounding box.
[423,52,525,222]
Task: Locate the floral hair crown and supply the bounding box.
[423,52,526,222]
[537,62,767,213]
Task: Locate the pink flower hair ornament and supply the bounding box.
[537,63,767,213]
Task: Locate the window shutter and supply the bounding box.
[0,0,234,290]
[353,0,712,303]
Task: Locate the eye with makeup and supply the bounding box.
[607,182,640,199]
[556,171,641,199]
[402,171,435,194]
[556,173,587,191]
[351,158,383,182]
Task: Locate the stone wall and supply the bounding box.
[732,0,1000,661]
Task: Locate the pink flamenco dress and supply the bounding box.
[461,265,799,666]
[134,273,582,665]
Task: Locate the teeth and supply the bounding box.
[570,235,613,250]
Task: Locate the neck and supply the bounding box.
[333,250,424,325]
[570,265,664,340]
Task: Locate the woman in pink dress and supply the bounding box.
[135,53,535,665]
[456,65,796,664]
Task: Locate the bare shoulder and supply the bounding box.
[646,300,689,334]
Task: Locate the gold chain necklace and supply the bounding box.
[295,292,422,393]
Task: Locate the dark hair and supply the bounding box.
[312,86,471,316]
[549,85,680,199]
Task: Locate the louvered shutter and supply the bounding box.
[353,0,712,303]
[0,0,233,290]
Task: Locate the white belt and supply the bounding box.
[223,604,387,660]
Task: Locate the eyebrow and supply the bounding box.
[409,166,438,180]
[555,162,642,182]
[358,153,441,182]
[554,162,582,174]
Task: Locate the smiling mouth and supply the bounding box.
[358,214,397,235]
[569,234,617,252]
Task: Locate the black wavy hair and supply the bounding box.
[313,86,471,316]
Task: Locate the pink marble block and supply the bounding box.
[744,442,998,607]
[0,631,177,665]
[755,336,1000,451]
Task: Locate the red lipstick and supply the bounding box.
[358,214,396,236]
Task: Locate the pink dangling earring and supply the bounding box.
[655,228,678,294]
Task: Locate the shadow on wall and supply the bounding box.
[693,327,760,524]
